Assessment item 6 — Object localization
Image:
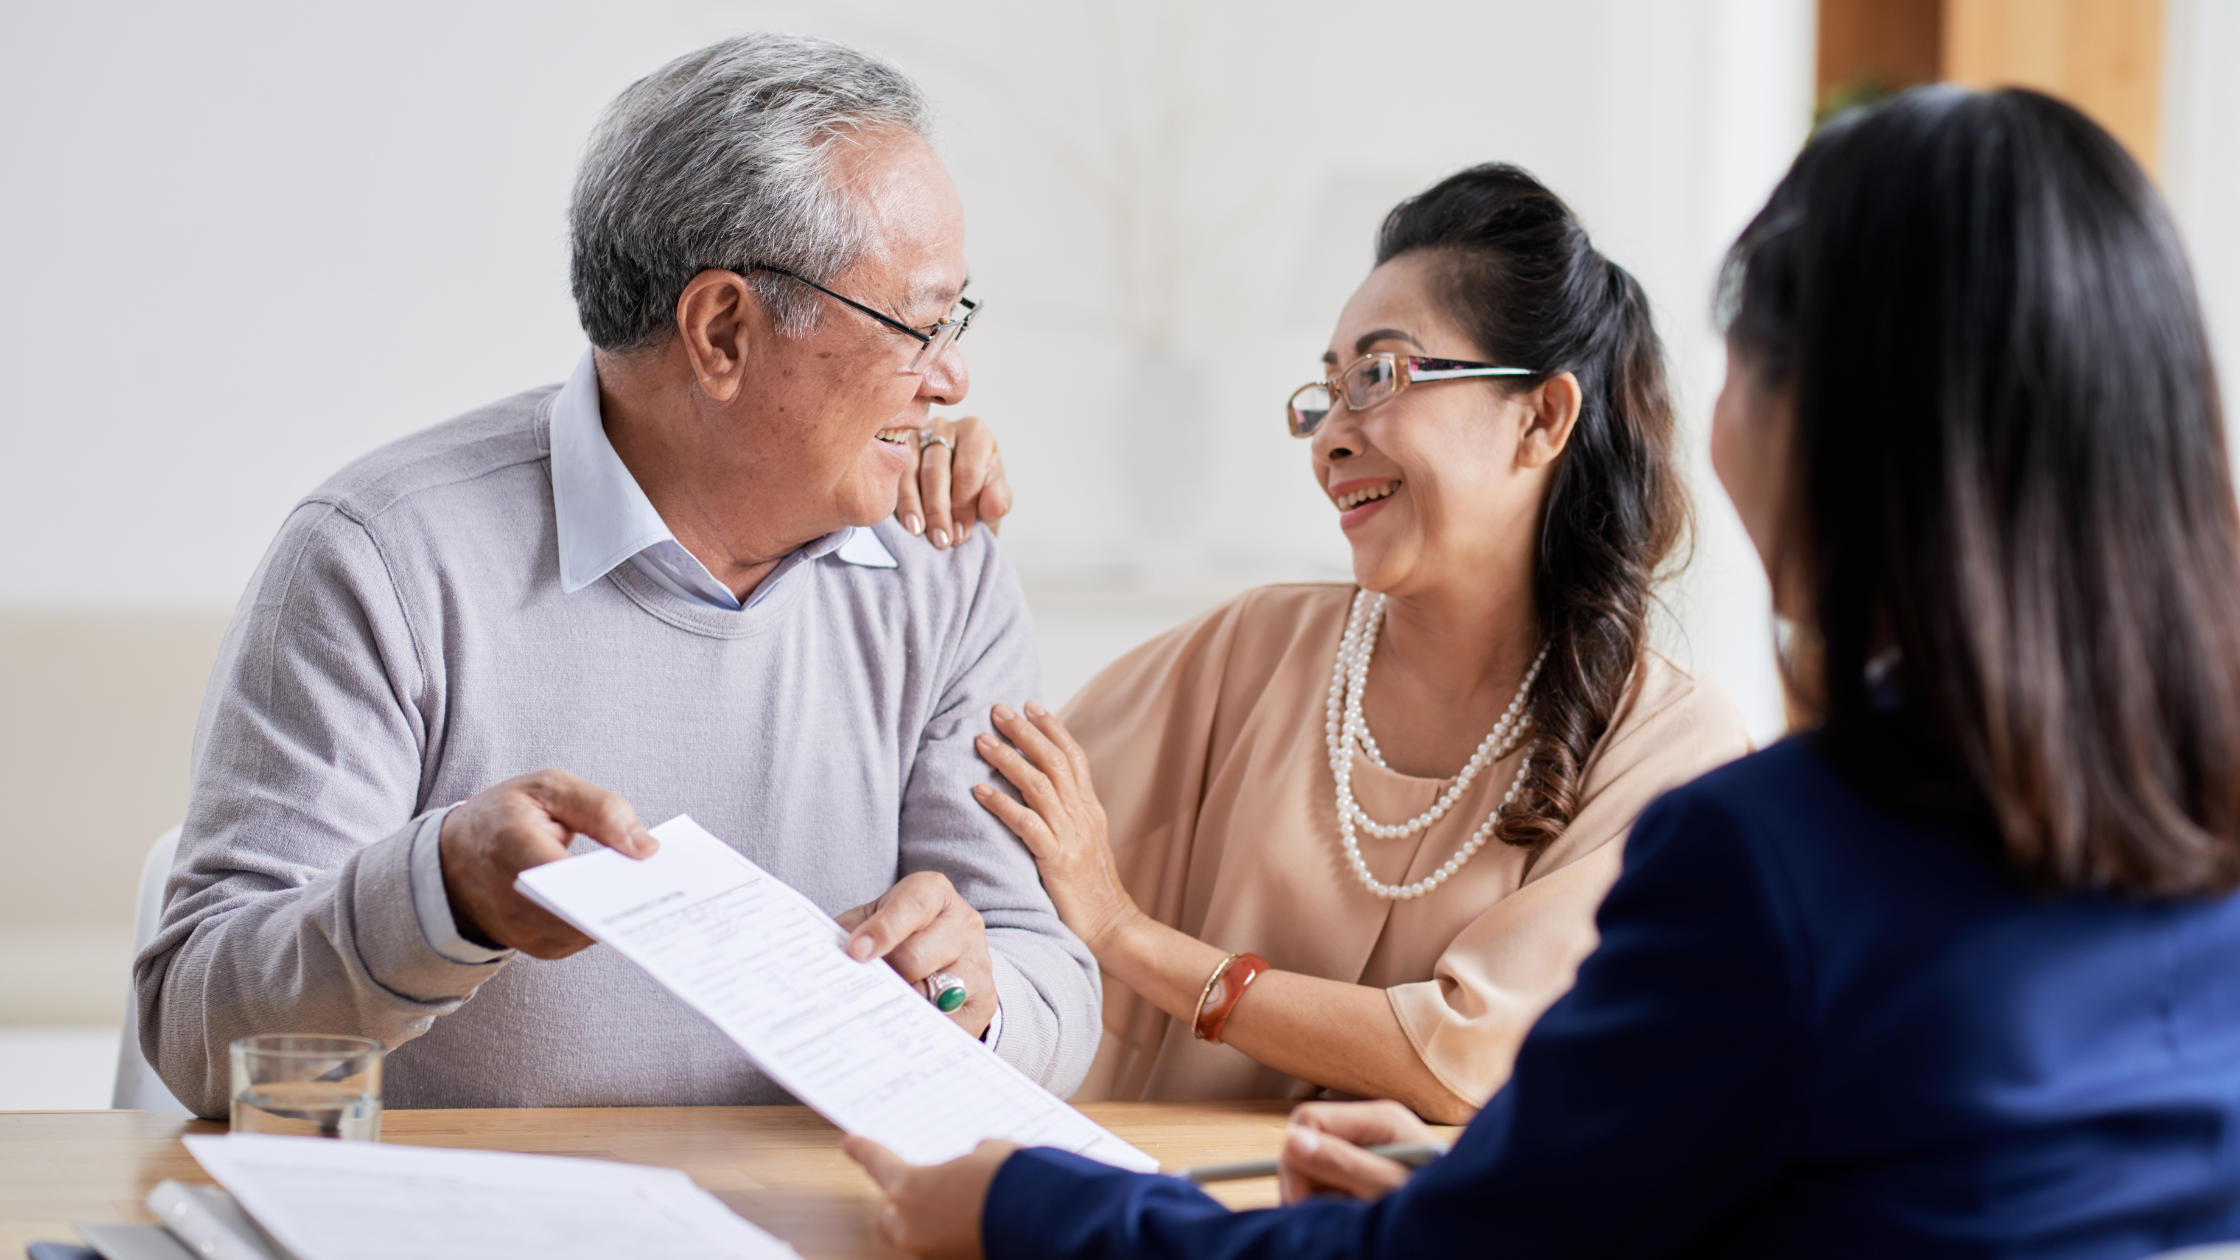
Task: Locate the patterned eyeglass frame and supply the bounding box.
[743,262,980,372]
[1286,353,1536,437]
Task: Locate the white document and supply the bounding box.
[183,1134,798,1260]
[515,814,1156,1170]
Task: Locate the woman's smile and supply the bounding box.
[1331,477,1402,528]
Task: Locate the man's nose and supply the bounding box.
[919,344,969,407]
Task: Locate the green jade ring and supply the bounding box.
[924,971,969,1013]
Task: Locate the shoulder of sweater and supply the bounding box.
[862,518,1023,607]
[299,385,560,527]
[843,522,1043,664]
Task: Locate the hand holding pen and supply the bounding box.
[1274,1101,1448,1203]
[1170,1100,1450,1203]
[1178,1140,1447,1186]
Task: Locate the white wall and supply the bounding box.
[2164,0,2240,420]
[6,0,2238,709]
[0,0,1809,740]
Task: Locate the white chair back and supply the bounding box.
[111,826,191,1112]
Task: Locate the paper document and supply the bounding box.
[184,1134,797,1260]
[516,815,1156,1170]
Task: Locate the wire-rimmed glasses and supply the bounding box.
[1286,353,1537,437]
[744,262,980,372]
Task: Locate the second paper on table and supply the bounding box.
[515,815,1155,1170]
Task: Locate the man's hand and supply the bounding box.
[844,1135,1015,1260]
[438,769,656,958]
[896,415,1010,549]
[1278,1100,1437,1204]
[836,871,997,1037]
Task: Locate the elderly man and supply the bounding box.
[135,33,1090,1117]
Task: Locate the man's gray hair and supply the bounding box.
[569,33,933,351]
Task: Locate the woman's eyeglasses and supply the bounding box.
[743,263,980,373]
[1286,353,1536,437]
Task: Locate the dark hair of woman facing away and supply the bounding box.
[1724,86,2240,897]
[1376,166,1689,853]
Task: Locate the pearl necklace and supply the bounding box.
[1327,589,1546,900]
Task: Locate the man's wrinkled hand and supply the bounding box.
[836,871,997,1037]
[438,769,656,959]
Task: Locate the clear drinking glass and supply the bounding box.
[229,1034,383,1140]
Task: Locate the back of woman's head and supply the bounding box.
[1725,86,2240,897]
[1378,165,1688,851]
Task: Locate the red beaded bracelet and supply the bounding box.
[1193,951,1269,1044]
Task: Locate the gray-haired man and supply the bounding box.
[136,33,1096,1116]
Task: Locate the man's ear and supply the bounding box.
[674,269,767,405]
[1517,371,1583,470]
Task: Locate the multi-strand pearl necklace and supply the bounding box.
[1327,589,1547,900]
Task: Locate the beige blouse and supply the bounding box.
[1063,583,1752,1112]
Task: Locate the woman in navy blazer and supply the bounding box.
[845,86,2240,1259]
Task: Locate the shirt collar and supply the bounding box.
[548,350,896,607]
[551,350,678,597]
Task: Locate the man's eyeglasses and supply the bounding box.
[1286,353,1537,438]
[744,263,979,373]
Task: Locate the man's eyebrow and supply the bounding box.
[1354,328,1425,355]
[904,275,970,310]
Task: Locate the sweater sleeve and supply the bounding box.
[898,533,1102,1095]
[982,783,1810,1259]
[133,502,509,1118]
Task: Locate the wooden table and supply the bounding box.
[1,1102,1330,1259]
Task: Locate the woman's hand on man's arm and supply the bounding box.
[973,702,1147,954]
[972,703,1479,1123]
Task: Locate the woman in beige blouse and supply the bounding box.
[972,165,1751,1123]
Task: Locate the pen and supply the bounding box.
[1175,1140,1450,1184]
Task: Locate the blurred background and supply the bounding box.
[2,0,2233,1106]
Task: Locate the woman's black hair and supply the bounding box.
[1724,86,2240,896]
[1377,165,1688,852]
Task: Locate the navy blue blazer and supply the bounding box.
[987,737,2240,1258]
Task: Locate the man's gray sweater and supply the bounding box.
[136,386,1099,1117]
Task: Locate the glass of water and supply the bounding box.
[229,1034,383,1140]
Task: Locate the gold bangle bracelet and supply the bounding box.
[1192,953,1241,1042]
